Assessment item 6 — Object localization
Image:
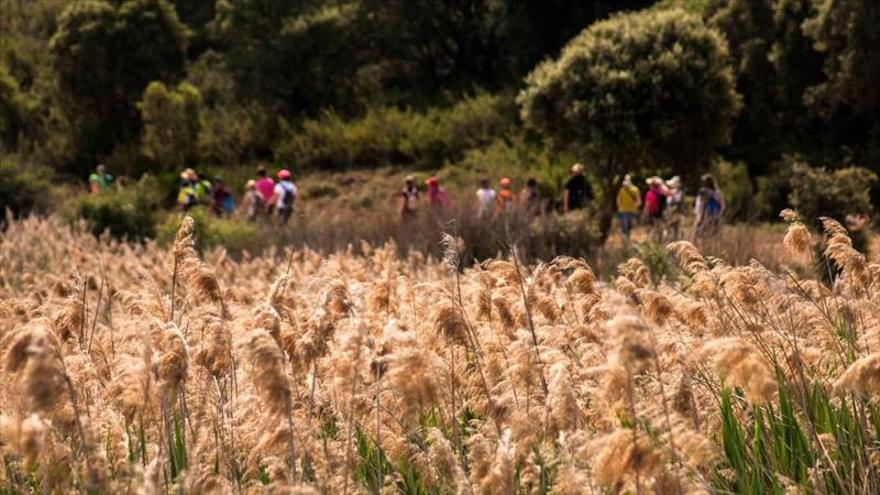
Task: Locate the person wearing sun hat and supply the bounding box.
[241,179,263,220]
[273,168,298,224]
[642,176,669,239]
[399,174,420,220]
[177,168,198,211]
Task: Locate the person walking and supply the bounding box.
[519,177,542,217]
[664,176,685,239]
[475,178,496,218]
[425,176,450,211]
[177,169,198,212]
[241,179,263,220]
[88,164,113,194]
[642,177,668,237]
[399,175,420,221]
[254,166,275,215]
[496,177,516,214]
[273,169,298,224]
[616,175,641,247]
[210,176,234,216]
[562,163,593,213]
[695,173,724,237]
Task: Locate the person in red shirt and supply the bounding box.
[642,177,669,237]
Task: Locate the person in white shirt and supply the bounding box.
[475,178,496,218]
[273,169,298,224]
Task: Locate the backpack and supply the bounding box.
[704,190,722,215]
[280,183,296,209]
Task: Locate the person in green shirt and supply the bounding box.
[88,164,113,194]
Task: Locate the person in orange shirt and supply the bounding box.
[496,177,515,214]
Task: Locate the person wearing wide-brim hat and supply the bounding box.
[563,163,593,213]
[177,168,198,211]
[399,174,420,220]
[642,176,669,229]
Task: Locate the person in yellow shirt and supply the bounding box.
[616,174,641,246]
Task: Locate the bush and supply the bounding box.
[788,163,876,226]
[69,176,161,240]
[0,162,53,221]
[274,93,514,170]
[302,181,339,200]
[156,208,262,253]
[710,158,753,221]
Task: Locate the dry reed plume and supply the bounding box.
[0,214,878,493]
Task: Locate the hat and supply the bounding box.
[96,164,106,173]
[278,169,292,180]
[499,177,512,187]
[425,177,438,187]
[666,176,681,188]
[180,168,196,180]
[245,179,256,189]
[404,174,415,183]
[571,163,584,174]
[622,174,633,186]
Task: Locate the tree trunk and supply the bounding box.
[597,158,622,245]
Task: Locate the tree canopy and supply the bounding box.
[519,8,740,178]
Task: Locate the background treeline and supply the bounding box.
[1,0,879,223]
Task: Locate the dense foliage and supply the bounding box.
[518,8,741,238]
[1,0,880,224]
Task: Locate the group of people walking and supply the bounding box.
[239,167,298,223]
[87,161,725,242]
[176,166,298,223]
[616,172,724,245]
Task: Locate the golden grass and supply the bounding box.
[0,214,877,493]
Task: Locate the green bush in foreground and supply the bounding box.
[156,208,261,253]
[68,176,161,240]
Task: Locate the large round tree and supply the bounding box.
[518,8,741,241]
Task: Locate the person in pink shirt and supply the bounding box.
[254,166,275,215]
[425,176,450,211]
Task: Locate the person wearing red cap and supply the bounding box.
[425,176,449,210]
[272,169,298,224]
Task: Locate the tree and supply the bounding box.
[804,0,880,112]
[708,0,779,176]
[49,0,188,170]
[139,81,201,169]
[518,8,741,241]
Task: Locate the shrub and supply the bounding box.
[156,208,262,253]
[710,158,753,221]
[788,162,876,226]
[69,176,161,240]
[0,162,53,221]
[302,181,339,200]
[139,80,201,170]
[274,93,513,170]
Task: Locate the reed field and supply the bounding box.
[1,213,880,494]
